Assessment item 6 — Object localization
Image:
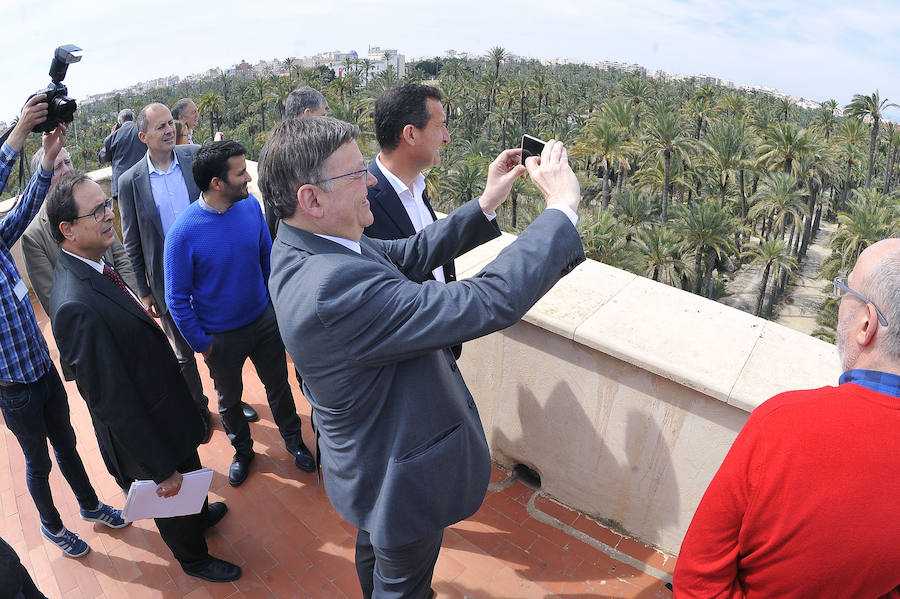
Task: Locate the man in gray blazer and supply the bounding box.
[261,116,585,599]
[117,103,214,436]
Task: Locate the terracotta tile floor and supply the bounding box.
[0,302,676,598]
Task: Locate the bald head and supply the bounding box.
[837,238,900,372]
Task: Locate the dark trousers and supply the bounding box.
[355,529,443,599]
[117,451,209,567]
[159,310,209,413]
[0,367,98,532]
[203,304,302,455]
[0,536,46,599]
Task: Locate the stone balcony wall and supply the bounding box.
[454,232,840,555]
[5,164,841,556]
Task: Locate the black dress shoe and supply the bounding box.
[205,502,228,529]
[241,402,259,422]
[182,556,242,582]
[289,442,315,472]
[229,452,255,487]
[199,410,212,444]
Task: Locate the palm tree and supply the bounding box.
[675,199,735,295]
[641,100,695,222]
[250,76,271,131]
[702,119,749,206]
[573,115,624,209]
[749,172,806,241]
[837,119,867,210]
[822,188,897,279]
[283,58,296,81]
[746,239,795,316]
[635,226,684,284]
[578,208,634,269]
[844,91,899,188]
[612,189,657,240]
[444,159,484,206]
[816,99,838,141]
[487,46,506,80]
[197,92,224,139]
[756,121,813,175]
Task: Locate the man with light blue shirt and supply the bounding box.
[163,141,313,486]
[119,104,259,441]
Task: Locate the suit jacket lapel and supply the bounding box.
[134,154,165,241]
[177,145,201,203]
[369,161,416,237]
[60,253,160,330]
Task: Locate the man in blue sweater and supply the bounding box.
[163,141,314,486]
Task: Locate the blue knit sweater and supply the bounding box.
[164,195,271,352]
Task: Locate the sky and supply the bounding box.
[2,0,899,124]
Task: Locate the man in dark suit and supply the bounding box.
[47,173,241,583]
[260,116,585,598]
[118,103,257,438]
[97,108,146,200]
[365,84,461,358]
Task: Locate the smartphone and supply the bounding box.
[521,134,546,164]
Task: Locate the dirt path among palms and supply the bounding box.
[720,221,837,334]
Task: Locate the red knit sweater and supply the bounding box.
[675,383,900,598]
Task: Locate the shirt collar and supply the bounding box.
[146,150,179,176]
[375,154,425,199]
[314,233,361,254]
[839,369,900,397]
[62,249,105,274]
[198,195,225,214]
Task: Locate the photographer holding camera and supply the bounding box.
[0,91,129,560]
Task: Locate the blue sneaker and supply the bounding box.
[40,525,90,558]
[80,503,129,529]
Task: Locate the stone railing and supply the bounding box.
[454,231,840,555]
[7,164,840,556]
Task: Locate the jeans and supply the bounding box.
[203,303,302,455]
[0,367,98,533]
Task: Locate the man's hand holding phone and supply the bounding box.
[522,136,581,213]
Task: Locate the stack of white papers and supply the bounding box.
[121,468,214,522]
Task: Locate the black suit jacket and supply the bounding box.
[363,159,457,284]
[363,159,461,357]
[98,122,146,197]
[49,252,204,486]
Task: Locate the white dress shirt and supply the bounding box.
[374,155,445,282]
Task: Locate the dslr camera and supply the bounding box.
[29,44,82,133]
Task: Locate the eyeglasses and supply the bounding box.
[72,198,113,223]
[832,276,888,327]
[313,167,368,186]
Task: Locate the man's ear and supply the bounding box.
[297,184,323,218]
[208,176,223,192]
[857,303,880,347]
[59,220,75,242]
[138,131,146,143]
[400,123,418,147]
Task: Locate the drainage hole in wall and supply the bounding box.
[513,464,542,489]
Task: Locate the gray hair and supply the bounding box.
[30,148,44,174]
[285,87,328,118]
[258,116,359,220]
[118,108,134,124]
[171,98,194,121]
[860,251,900,360]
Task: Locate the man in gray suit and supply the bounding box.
[98,108,146,199]
[117,103,216,437]
[261,116,585,599]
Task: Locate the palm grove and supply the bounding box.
[5,47,898,338]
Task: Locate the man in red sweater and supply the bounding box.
[675,238,900,599]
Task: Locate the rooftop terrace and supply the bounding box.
[0,302,675,598]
